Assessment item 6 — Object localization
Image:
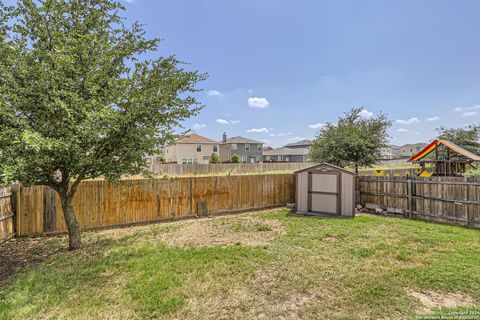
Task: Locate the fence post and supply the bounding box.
[10,184,18,236]
[189,177,193,216]
[407,179,413,218]
[354,176,361,205]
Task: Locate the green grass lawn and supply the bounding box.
[1,209,479,319]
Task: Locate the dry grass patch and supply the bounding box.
[407,290,476,313]
[158,214,285,248]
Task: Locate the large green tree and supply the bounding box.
[308,108,391,173]
[436,125,480,155]
[0,0,205,249]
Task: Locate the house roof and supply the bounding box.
[264,147,309,156]
[284,140,312,148]
[294,163,357,176]
[408,139,480,162]
[223,136,263,144]
[175,133,218,144]
[401,142,428,149]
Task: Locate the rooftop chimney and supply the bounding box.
[222,132,227,143]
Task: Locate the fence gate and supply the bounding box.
[308,171,341,215]
[0,187,15,242]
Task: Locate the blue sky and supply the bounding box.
[9,0,480,147]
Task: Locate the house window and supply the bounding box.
[213,145,218,152]
[182,158,194,164]
[257,144,261,151]
[231,143,237,150]
[245,144,250,151]
[197,144,202,152]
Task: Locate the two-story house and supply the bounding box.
[163,134,219,164]
[263,140,311,162]
[219,133,263,163]
[380,145,401,160]
[399,143,428,158]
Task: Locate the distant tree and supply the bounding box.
[209,153,219,164]
[0,0,205,250]
[308,108,391,173]
[436,125,480,155]
[231,154,240,163]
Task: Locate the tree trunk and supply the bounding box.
[355,164,359,175]
[60,191,82,250]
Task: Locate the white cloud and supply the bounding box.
[246,127,270,133]
[396,128,409,133]
[308,123,325,130]
[454,105,480,112]
[229,120,240,124]
[208,90,223,97]
[359,109,373,119]
[191,123,206,130]
[462,111,479,117]
[395,117,420,125]
[248,97,269,108]
[216,118,229,124]
[123,0,133,2]
[425,116,440,122]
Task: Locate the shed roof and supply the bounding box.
[294,163,357,176]
[408,139,480,162]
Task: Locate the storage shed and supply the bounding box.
[294,163,357,217]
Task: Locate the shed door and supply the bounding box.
[308,171,341,215]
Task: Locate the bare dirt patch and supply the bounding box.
[407,290,475,313]
[322,236,339,242]
[158,214,285,248]
[0,236,64,286]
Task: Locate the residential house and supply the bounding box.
[283,140,311,149]
[399,143,428,158]
[376,143,428,166]
[380,145,401,160]
[163,133,219,164]
[263,140,311,162]
[219,133,263,163]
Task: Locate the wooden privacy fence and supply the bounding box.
[15,174,295,236]
[149,162,419,177]
[148,162,317,176]
[357,167,420,177]
[0,187,15,242]
[359,176,480,228]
